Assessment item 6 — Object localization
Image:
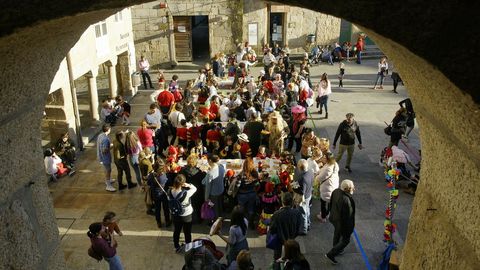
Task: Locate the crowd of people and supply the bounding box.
[49,37,418,270]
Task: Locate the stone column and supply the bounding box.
[86,68,99,121]
[107,58,118,98]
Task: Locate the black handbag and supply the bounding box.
[384,125,392,136]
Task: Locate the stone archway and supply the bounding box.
[0,1,478,269]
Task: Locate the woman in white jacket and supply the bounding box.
[315,152,339,222]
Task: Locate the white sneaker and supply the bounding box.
[106,185,116,192]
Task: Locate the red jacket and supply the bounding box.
[157,90,175,107]
[239,142,252,159]
[176,127,188,141]
[187,126,201,142]
[206,130,221,142]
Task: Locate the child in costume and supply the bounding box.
[257,181,279,235]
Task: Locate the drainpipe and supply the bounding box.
[66,52,84,151]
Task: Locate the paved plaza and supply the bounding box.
[51,58,421,269]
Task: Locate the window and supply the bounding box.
[94,20,107,38]
[114,11,123,22]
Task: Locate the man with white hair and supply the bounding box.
[293,159,314,234]
[325,179,356,265]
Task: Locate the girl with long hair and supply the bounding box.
[216,206,249,266]
[125,131,142,185]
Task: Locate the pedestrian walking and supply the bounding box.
[338,61,345,87]
[87,222,124,270]
[391,70,402,93]
[373,57,389,89]
[97,124,116,192]
[325,180,356,265]
[355,34,365,64]
[333,113,363,173]
[138,55,154,89]
[315,73,331,119]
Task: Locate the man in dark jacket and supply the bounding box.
[243,113,265,156]
[325,180,356,265]
[333,113,363,173]
[269,192,303,270]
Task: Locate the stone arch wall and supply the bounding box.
[0,1,478,269]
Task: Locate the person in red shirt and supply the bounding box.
[156,89,175,115]
[206,123,222,152]
[209,97,220,121]
[137,120,154,152]
[355,34,366,64]
[176,119,189,148]
[187,118,201,151]
[237,133,252,159]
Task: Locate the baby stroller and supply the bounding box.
[182,237,226,270]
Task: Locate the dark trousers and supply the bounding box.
[141,70,153,89]
[114,159,133,186]
[170,126,177,145]
[273,247,283,270]
[209,194,224,219]
[287,136,302,152]
[327,223,352,258]
[320,198,329,219]
[393,79,399,91]
[154,194,170,225]
[173,214,192,248]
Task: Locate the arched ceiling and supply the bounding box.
[1,0,478,103]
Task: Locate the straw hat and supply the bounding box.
[237,133,249,143]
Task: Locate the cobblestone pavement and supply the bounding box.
[51,58,421,269]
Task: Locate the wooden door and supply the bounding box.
[173,16,192,62]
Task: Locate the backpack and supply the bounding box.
[168,189,188,216]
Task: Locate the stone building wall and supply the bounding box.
[242,1,341,54]
[286,9,340,52]
[133,0,340,66]
[131,0,239,67]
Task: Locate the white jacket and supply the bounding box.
[317,162,340,202]
[44,155,62,175]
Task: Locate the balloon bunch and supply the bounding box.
[383,162,400,244]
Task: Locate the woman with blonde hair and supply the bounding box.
[264,111,289,154]
[316,152,339,222]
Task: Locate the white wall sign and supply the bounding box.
[248,23,258,46]
[178,25,186,32]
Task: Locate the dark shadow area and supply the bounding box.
[192,16,209,60]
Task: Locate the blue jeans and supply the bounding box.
[105,254,124,270]
[301,196,312,232]
[130,158,142,185]
[374,72,385,87]
[237,191,257,215]
[356,51,362,64]
[319,95,329,113]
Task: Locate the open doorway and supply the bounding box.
[269,12,284,47]
[191,16,209,60]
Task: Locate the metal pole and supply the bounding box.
[66,52,84,151]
